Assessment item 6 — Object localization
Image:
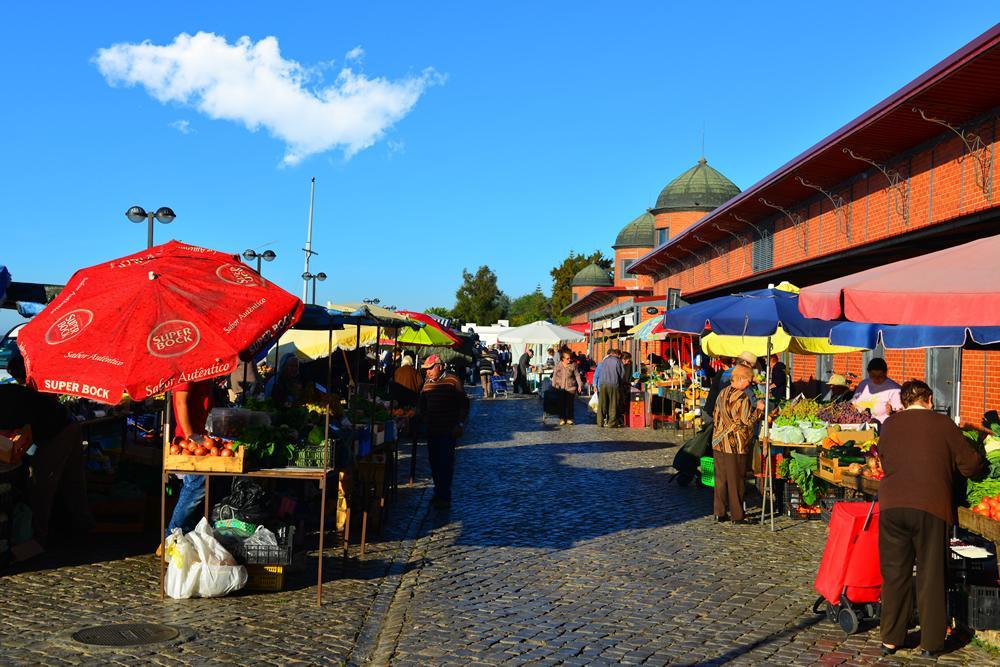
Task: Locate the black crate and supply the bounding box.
[968,585,1000,630]
[949,545,999,585]
[232,526,295,565]
[783,483,821,520]
[819,495,870,524]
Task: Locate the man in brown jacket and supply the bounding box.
[877,380,983,657]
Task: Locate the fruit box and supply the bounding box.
[164,445,246,473]
[825,427,877,446]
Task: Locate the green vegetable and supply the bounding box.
[783,451,827,506]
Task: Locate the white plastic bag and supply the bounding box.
[588,393,599,413]
[165,518,247,599]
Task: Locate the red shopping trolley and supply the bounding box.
[812,499,882,634]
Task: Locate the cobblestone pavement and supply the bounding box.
[1,392,997,665]
[0,446,433,665]
[375,394,996,666]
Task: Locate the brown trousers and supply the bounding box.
[29,422,93,545]
[712,450,749,521]
[879,507,947,651]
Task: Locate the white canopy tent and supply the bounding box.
[497,321,586,369]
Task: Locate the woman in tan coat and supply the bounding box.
[711,364,764,523]
[551,350,584,425]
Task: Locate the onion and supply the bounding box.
[220,448,235,458]
[169,444,183,455]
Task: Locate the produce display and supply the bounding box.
[771,399,828,444]
[817,402,875,425]
[778,451,828,506]
[169,435,237,458]
[963,425,1000,506]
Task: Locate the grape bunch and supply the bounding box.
[817,401,874,424]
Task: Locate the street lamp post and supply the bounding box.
[302,271,327,305]
[243,249,277,275]
[125,206,176,249]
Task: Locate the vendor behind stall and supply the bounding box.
[267,353,303,406]
[163,379,215,547]
[820,373,853,404]
[0,352,93,552]
[851,357,902,423]
[877,380,983,657]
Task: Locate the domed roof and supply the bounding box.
[613,211,656,249]
[572,263,613,287]
[653,158,740,212]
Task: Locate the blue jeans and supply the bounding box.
[426,433,456,501]
[166,475,206,535]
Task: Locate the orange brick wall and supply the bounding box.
[651,118,999,299]
[614,247,654,289]
[653,210,706,238]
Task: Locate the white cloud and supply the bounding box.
[387,139,405,155]
[94,32,442,165]
[169,119,193,134]
[345,46,364,62]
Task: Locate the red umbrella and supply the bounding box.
[799,235,1000,326]
[18,240,303,404]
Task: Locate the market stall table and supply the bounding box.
[158,465,347,607]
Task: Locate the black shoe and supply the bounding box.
[713,515,729,522]
[731,519,750,525]
[881,644,897,657]
[919,648,945,658]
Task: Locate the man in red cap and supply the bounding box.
[418,355,469,508]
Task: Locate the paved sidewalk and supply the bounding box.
[374,394,995,666]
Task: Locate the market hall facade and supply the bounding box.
[566,23,1000,425]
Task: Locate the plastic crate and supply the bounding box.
[968,585,1000,630]
[699,456,715,488]
[784,483,822,520]
[233,526,295,565]
[245,564,286,591]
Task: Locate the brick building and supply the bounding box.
[624,24,1000,424]
[563,158,741,360]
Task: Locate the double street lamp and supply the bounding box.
[125,206,176,249]
[243,249,277,275]
[302,271,327,305]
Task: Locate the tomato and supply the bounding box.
[220,448,234,458]
[169,444,182,455]
[193,446,208,457]
[223,441,234,451]
[208,447,220,457]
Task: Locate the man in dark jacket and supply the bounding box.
[513,348,533,394]
[419,355,470,508]
[595,349,626,427]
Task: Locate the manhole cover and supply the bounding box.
[71,623,180,647]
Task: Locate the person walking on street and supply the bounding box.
[876,380,982,657]
[711,364,765,524]
[391,353,423,407]
[551,350,584,425]
[595,349,626,427]
[478,351,496,399]
[513,348,533,394]
[419,355,469,509]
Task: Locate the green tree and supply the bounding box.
[549,250,612,324]
[451,265,509,325]
[509,284,551,326]
[424,306,453,319]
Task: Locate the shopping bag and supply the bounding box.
[588,393,599,413]
[542,389,561,416]
[165,518,247,599]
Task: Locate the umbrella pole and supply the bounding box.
[325,327,333,469]
[342,348,354,387]
[354,323,362,401]
[760,336,774,531]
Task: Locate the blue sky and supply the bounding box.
[1,3,998,334]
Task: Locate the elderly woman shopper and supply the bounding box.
[711,364,765,523]
[877,380,982,657]
[551,350,584,425]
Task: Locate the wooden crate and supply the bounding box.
[826,427,877,446]
[959,507,1000,544]
[817,454,846,483]
[839,472,880,496]
[164,445,246,473]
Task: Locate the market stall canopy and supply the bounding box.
[798,234,1000,326]
[627,318,673,341]
[17,240,303,403]
[663,286,836,338]
[328,302,416,330]
[389,310,461,347]
[701,328,860,358]
[828,321,1000,349]
[496,320,585,344]
[274,327,381,359]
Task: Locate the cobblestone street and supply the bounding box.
[0,392,997,665]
